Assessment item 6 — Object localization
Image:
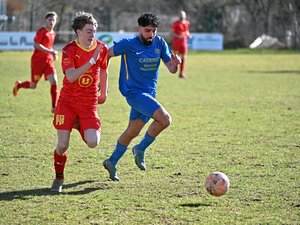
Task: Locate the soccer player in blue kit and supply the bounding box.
[103,12,181,181]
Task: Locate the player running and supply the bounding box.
[103,12,181,181]
[172,10,191,78]
[13,11,59,113]
[51,12,108,192]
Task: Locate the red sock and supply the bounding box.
[50,84,58,109]
[180,59,185,75]
[54,150,67,180]
[18,81,31,89]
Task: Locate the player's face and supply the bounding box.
[77,24,97,48]
[45,16,57,30]
[139,25,157,45]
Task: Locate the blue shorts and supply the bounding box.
[126,92,161,124]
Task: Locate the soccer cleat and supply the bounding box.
[50,179,64,193]
[132,146,146,170]
[179,74,185,78]
[13,80,21,96]
[103,159,120,181]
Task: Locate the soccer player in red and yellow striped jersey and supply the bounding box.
[51,12,109,192]
[13,11,59,113]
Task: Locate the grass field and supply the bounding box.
[0,49,299,224]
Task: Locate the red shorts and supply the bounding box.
[172,40,188,55]
[31,57,56,82]
[53,99,101,132]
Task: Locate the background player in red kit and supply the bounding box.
[51,11,109,192]
[172,10,191,78]
[13,11,59,113]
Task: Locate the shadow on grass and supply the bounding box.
[179,203,211,207]
[0,180,110,201]
[247,70,300,75]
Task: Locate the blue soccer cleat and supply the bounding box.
[103,159,120,181]
[132,146,146,170]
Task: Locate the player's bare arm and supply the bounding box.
[98,68,108,104]
[165,52,181,74]
[108,47,115,60]
[34,42,58,57]
[105,47,115,68]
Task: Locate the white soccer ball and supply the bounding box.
[205,171,230,197]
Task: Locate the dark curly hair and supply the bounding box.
[71,11,98,35]
[138,12,160,27]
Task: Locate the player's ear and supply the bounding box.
[137,26,142,33]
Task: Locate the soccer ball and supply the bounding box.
[205,172,230,196]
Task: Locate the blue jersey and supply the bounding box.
[113,35,172,96]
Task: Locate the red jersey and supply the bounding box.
[60,40,108,108]
[172,20,190,44]
[32,27,56,60]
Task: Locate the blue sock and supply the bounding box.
[109,141,128,165]
[135,132,156,152]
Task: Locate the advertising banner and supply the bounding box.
[0,32,35,50]
[0,32,223,51]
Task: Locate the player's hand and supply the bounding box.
[92,43,104,62]
[52,50,58,56]
[53,54,58,61]
[51,50,58,61]
[171,52,181,65]
[98,95,107,104]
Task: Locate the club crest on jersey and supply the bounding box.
[63,58,71,66]
[155,48,160,54]
[78,74,93,87]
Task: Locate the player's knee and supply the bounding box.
[84,129,100,148]
[86,141,98,148]
[57,143,68,154]
[30,83,37,89]
[86,137,100,148]
[162,114,172,128]
[50,79,57,85]
[126,130,140,140]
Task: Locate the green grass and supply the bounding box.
[0,49,299,224]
